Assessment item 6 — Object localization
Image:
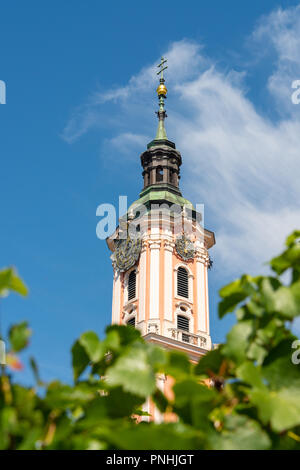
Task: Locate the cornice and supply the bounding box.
[163,239,175,252]
[148,239,162,250]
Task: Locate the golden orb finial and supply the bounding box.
[156,83,167,96]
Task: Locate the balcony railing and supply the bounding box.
[168,328,208,349]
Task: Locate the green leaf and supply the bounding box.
[146,343,168,370]
[270,253,291,275]
[270,243,300,275]
[250,388,300,433]
[152,387,169,414]
[0,407,18,433]
[236,362,265,389]
[246,300,264,317]
[259,277,278,312]
[75,398,108,429]
[222,321,253,365]
[195,347,224,376]
[0,269,11,296]
[290,281,300,318]
[219,292,248,318]
[247,341,267,364]
[71,340,90,381]
[9,271,28,296]
[105,422,203,450]
[286,244,300,262]
[262,339,300,390]
[219,279,243,298]
[173,379,218,429]
[274,286,300,319]
[173,379,215,407]
[17,428,43,450]
[105,324,141,349]
[29,356,42,385]
[219,276,256,318]
[104,329,120,352]
[8,321,31,352]
[79,331,105,363]
[208,415,271,450]
[256,318,281,344]
[12,384,40,418]
[45,381,99,408]
[165,350,191,378]
[105,387,145,418]
[106,344,156,397]
[260,279,300,319]
[286,230,300,248]
[0,268,28,297]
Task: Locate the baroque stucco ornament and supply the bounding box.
[175,234,195,261]
[112,236,142,272]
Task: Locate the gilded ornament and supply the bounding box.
[112,236,142,272]
[175,234,195,261]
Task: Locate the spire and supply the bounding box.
[155,57,168,140]
[147,56,175,149]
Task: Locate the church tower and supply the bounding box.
[106,57,215,366]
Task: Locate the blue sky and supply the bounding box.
[1,0,300,384]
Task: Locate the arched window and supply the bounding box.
[156,166,163,183]
[177,267,189,298]
[127,317,136,328]
[177,315,189,343]
[128,270,136,301]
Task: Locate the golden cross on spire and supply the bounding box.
[157,56,168,80]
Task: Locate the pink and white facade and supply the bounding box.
[107,208,215,362]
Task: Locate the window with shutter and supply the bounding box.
[177,267,189,298]
[177,315,189,331]
[127,317,136,328]
[177,315,189,343]
[128,270,136,301]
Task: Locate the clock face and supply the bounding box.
[113,236,142,272]
[175,234,195,261]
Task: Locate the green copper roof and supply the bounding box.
[128,189,195,212]
[147,138,175,149]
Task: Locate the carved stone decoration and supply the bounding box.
[122,303,137,319]
[175,234,195,261]
[147,323,159,334]
[112,236,142,272]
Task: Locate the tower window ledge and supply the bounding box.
[124,298,137,305]
[175,295,193,304]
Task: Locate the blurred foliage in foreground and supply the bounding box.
[0,232,300,450]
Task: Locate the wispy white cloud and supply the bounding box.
[106,132,149,158]
[252,4,300,115]
[62,8,300,284]
[62,107,101,143]
[62,40,208,144]
[169,65,300,274]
